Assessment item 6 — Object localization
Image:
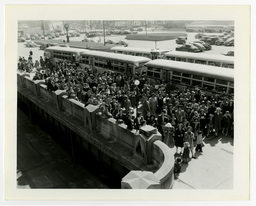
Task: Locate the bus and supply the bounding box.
[44,46,87,64]
[164,51,234,68]
[110,46,169,59]
[80,50,151,75]
[145,59,234,95]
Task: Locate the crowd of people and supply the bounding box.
[18,55,234,161]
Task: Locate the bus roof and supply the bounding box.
[45,46,87,53]
[81,50,151,64]
[110,46,169,55]
[164,51,234,64]
[145,59,234,81]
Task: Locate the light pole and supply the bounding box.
[134,79,140,118]
[64,23,70,43]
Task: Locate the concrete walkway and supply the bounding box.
[171,134,233,189]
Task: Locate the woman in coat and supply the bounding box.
[174,123,185,154]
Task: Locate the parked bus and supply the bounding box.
[164,51,234,68]
[44,46,87,63]
[80,50,151,75]
[110,46,169,59]
[145,59,234,95]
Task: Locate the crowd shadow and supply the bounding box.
[203,133,234,147]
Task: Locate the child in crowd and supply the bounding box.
[174,157,182,178]
[182,142,190,164]
[195,130,203,153]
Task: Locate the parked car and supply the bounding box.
[116,40,128,47]
[191,42,206,51]
[106,39,117,44]
[25,41,40,48]
[193,40,212,50]
[39,42,58,50]
[176,36,187,44]
[176,43,201,52]
[82,38,90,42]
[215,38,225,46]
[18,37,26,42]
[222,51,234,56]
[224,37,234,46]
[195,33,205,39]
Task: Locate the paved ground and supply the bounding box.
[171,134,233,189]
[17,109,108,189]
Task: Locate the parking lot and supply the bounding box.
[18,31,234,61]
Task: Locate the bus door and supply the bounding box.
[162,69,170,83]
[89,57,94,70]
[127,63,134,75]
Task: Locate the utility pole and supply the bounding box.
[103,20,106,46]
[145,21,147,35]
[41,20,45,40]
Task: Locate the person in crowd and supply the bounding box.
[174,123,185,154]
[174,157,182,178]
[157,110,169,137]
[195,130,203,153]
[222,111,232,136]
[214,107,223,136]
[141,95,150,119]
[182,142,190,164]
[134,112,145,131]
[149,93,158,116]
[184,126,196,159]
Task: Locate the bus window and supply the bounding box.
[204,77,215,83]
[202,83,214,91]
[216,79,228,85]
[154,67,161,72]
[181,78,191,85]
[171,76,181,83]
[154,73,161,79]
[222,64,230,68]
[228,88,234,95]
[147,67,153,71]
[168,56,176,61]
[172,71,181,76]
[195,59,207,65]
[188,59,195,63]
[192,80,202,87]
[177,57,186,62]
[182,73,191,78]
[193,75,203,80]
[147,71,154,77]
[215,85,227,93]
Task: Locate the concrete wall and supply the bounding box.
[153,140,174,189]
[95,115,137,150]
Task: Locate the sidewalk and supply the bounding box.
[171,134,233,189]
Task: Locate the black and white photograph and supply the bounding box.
[16,19,235,190]
[2,3,253,203]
